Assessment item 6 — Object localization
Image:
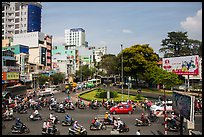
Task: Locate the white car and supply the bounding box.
[37,88,58,97]
[150,101,173,114]
[37,89,53,97]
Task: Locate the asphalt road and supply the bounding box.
[2,90,202,135]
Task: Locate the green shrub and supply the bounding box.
[135,94,142,100]
[95,90,118,98]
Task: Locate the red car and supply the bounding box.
[110,102,133,114]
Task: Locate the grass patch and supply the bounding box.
[79,89,145,102]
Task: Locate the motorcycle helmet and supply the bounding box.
[118,117,120,120]
[75,121,78,124]
[94,117,97,120]
[106,112,108,114]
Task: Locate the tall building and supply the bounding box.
[13,32,53,71]
[2,2,42,40]
[65,28,86,49]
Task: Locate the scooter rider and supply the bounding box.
[65,113,72,122]
[141,113,146,124]
[15,118,23,130]
[104,112,113,123]
[50,113,56,124]
[117,117,124,130]
[9,108,14,117]
[59,102,64,111]
[170,112,177,128]
[92,117,100,128]
[33,109,39,117]
[73,121,81,132]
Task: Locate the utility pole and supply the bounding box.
[121,44,124,102]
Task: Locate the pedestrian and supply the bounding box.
[136,129,141,135]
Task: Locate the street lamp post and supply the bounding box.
[33,56,40,92]
[163,78,168,135]
[121,44,124,102]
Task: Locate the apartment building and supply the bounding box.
[65,28,86,49]
[2,2,42,40]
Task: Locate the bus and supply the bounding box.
[87,79,101,88]
[3,85,27,98]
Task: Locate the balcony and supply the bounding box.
[7,11,14,14]
[2,66,20,72]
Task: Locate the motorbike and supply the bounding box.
[55,107,66,113]
[3,115,15,121]
[135,118,151,126]
[42,125,60,135]
[112,123,129,132]
[62,118,75,126]
[17,109,28,114]
[78,104,86,109]
[147,114,159,122]
[166,119,186,132]
[103,117,116,125]
[90,122,106,130]
[65,104,75,110]
[49,116,60,124]
[29,114,42,121]
[11,124,30,134]
[68,126,87,135]
[48,104,57,111]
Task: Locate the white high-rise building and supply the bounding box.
[2,2,42,40]
[65,28,86,49]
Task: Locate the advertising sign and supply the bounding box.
[6,72,19,80]
[163,55,199,75]
[172,91,195,122]
[2,72,7,80]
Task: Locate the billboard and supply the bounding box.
[172,91,195,122]
[6,72,19,80]
[163,55,199,75]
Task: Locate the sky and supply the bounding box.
[41,2,202,57]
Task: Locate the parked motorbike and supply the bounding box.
[68,126,87,135]
[42,125,60,135]
[135,118,151,126]
[90,122,106,130]
[29,114,42,121]
[11,124,30,134]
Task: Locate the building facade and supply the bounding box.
[2,50,20,90]
[65,28,86,49]
[2,2,42,40]
[12,32,52,71]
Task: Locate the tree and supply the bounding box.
[50,72,65,85]
[99,54,120,76]
[147,66,182,89]
[159,31,202,57]
[117,44,159,85]
[36,74,49,88]
[75,65,94,81]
